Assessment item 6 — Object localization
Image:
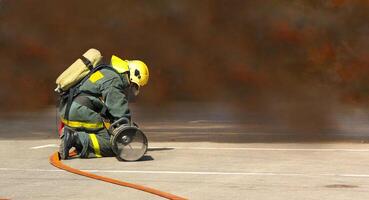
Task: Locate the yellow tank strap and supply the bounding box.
[61,118,104,129]
[89,71,104,83]
[89,134,102,158]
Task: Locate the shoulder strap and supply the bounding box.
[63,87,76,121]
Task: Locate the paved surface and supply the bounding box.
[1,105,369,200]
[2,140,369,200]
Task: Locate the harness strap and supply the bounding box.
[64,87,76,121]
[80,56,93,70]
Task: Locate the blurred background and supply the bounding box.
[0,0,368,139]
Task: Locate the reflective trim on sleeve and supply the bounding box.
[61,118,104,129]
[89,134,102,158]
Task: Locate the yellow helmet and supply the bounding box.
[126,60,149,87]
[111,55,149,87]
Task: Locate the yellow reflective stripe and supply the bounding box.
[89,134,102,158]
[61,118,104,129]
[89,71,104,83]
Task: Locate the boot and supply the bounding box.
[58,128,77,160]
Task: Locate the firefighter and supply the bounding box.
[58,55,149,159]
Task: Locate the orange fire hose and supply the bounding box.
[49,151,187,200]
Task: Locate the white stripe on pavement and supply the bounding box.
[149,146,369,152]
[30,144,59,149]
[30,144,369,152]
[1,167,369,178]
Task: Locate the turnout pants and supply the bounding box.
[74,128,115,158]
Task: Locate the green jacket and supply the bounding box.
[59,67,131,131]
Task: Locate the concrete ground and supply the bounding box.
[1,104,369,200]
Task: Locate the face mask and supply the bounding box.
[127,84,139,102]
